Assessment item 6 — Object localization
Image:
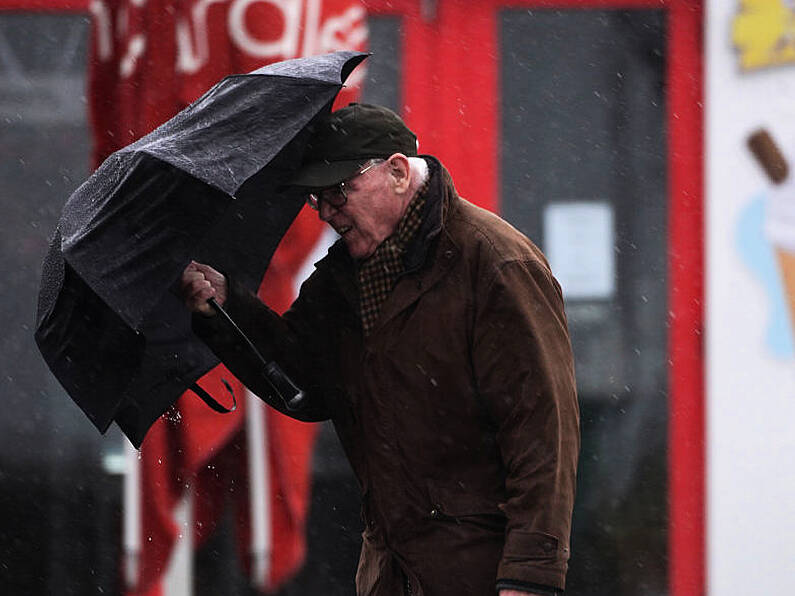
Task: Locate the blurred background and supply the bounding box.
[0,1,792,595]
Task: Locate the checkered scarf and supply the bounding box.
[358,180,429,336]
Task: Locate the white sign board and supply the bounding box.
[543,201,615,300]
[706,2,795,594]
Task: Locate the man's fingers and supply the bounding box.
[180,260,227,314]
[188,288,215,316]
[188,281,215,302]
[190,261,221,279]
[183,261,217,279]
[181,274,204,293]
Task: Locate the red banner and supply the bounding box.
[90,0,366,165]
[86,1,366,593]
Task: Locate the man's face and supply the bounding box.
[317,159,406,259]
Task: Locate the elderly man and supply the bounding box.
[181,103,579,596]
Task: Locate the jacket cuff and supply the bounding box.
[496,579,561,595]
[497,530,569,590]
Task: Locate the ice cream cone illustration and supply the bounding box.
[748,128,795,330]
[775,250,795,328]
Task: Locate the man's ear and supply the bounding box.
[387,154,411,194]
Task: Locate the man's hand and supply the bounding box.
[179,261,228,316]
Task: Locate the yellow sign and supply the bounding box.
[733,0,795,70]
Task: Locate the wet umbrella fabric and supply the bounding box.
[35,51,367,447]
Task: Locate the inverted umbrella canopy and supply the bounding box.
[35,51,367,447]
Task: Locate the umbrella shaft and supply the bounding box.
[208,298,305,410]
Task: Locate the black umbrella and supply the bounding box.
[35,50,367,447]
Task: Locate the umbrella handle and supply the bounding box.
[208,298,306,411]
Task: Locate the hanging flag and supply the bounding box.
[87,1,367,594]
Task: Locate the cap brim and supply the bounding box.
[289,159,368,188]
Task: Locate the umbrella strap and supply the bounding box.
[189,378,237,413]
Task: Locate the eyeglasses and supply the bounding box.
[306,159,382,211]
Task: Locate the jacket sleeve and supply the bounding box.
[472,258,580,591]
[191,268,341,422]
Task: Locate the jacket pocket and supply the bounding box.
[425,480,505,520]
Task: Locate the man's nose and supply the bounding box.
[318,200,338,221]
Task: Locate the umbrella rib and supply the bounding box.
[223,73,344,87]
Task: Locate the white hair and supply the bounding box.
[408,156,429,185]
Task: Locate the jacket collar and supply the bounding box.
[317,156,462,325]
[402,156,447,272]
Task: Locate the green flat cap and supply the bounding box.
[291,103,418,188]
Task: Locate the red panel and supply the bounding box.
[0,0,88,10]
[365,0,670,8]
[363,0,414,13]
[400,0,498,212]
[667,3,705,595]
[499,0,668,6]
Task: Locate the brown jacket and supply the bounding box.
[194,159,580,595]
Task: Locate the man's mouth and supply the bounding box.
[336,225,353,236]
